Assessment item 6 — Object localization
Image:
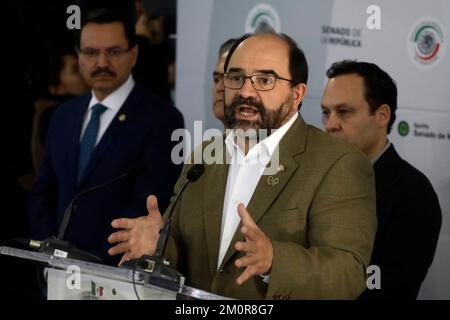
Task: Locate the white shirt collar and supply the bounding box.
[88,75,135,112]
[225,112,298,159]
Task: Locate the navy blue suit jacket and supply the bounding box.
[29,83,184,265]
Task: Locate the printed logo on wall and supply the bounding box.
[397,121,410,137]
[408,17,446,68]
[245,3,281,33]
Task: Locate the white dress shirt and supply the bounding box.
[80,75,135,145]
[217,112,298,268]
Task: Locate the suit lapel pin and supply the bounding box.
[267,176,280,186]
[277,164,285,173]
[118,114,126,122]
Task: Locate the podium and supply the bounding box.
[0,246,231,300]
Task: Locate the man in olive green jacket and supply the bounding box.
[108,32,376,299]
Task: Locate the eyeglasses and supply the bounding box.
[79,47,131,61]
[222,72,294,91]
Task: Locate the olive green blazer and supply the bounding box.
[165,116,376,300]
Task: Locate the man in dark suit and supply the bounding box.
[29,8,183,266]
[321,60,442,299]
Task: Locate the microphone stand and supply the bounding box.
[122,179,190,291]
[36,172,134,264]
[121,164,205,291]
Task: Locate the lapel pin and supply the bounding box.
[118,114,126,122]
[277,164,285,173]
[267,176,280,186]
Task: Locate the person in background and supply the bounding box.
[212,38,238,128]
[29,8,184,266]
[321,60,442,299]
[79,0,173,101]
[133,6,171,101]
[31,48,89,172]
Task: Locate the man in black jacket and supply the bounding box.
[321,60,442,299]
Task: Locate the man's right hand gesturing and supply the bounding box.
[108,195,163,266]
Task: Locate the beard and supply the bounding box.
[224,95,294,137]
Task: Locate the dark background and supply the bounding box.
[0,0,176,300]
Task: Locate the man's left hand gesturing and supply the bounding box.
[234,203,273,285]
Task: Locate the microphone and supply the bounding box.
[122,164,205,289]
[154,163,205,259]
[57,162,148,240]
[4,237,104,263]
[28,162,149,263]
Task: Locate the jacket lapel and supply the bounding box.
[67,94,91,192]
[203,141,229,276]
[218,116,308,270]
[373,145,400,202]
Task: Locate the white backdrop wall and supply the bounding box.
[176,0,450,299]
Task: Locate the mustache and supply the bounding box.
[224,95,266,130]
[227,96,264,113]
[91,67,116,77]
